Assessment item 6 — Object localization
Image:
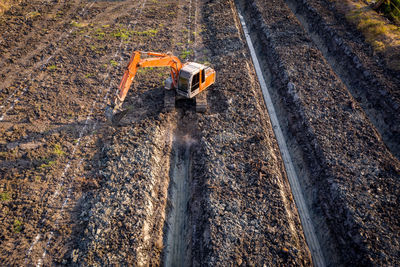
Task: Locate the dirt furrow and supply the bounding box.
[162,0,199,265]
[0,0,83,70]
[68,0,186,265]
[285,0,400,160]
[186,0,312,265]
[238,0,400,265]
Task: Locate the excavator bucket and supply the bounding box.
[105,105,133,125]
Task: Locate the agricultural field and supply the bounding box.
[0,0,399,266]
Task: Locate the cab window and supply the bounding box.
[191,72,200,92]
[179,75,189,92]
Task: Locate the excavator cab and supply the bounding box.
[176,62,214,99]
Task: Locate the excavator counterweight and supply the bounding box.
[106,51,216,124]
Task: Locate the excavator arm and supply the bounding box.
[113,51,182,110]
[105,51,183,124]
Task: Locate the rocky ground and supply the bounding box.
[238,0,400,265]
[0,0,399,266]
[286,0,400,160]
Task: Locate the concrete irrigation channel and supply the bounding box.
[0,0,399,266]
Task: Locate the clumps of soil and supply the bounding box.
[188,0,312,265]
[75,118,173,266]
[239,0,400,265]
[285,0,400,159]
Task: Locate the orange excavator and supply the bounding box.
[106,51,216,124]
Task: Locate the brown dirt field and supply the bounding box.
[0,0,399,266]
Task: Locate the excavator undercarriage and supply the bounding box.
[163,89,208,113]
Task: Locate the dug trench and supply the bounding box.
[162,108,197,267]
[237,0,400,265]
[0,0,186,265]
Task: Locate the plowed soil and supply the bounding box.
[238,0,400,265]
[1,0,399,266]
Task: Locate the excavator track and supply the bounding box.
[164,89,176,112]
[195,91,207,113]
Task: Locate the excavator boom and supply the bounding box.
[115,51,182,108]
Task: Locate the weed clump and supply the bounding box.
[70,20,88,28]
[53,143,65,157]
[25,11,40,20]
[180,49,193,60]
[338,0,400,70]
[0,191,11,201]
[13,219,23,233]
[39,159,56,169]
[47,65,57,71]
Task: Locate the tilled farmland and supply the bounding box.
[0,0,399,266]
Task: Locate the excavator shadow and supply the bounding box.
[115,86,166,126]
[115,87,200,126]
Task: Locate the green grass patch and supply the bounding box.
[84,73,95,78]
[13,219,23,233]
[53,143,65,157]
[339,0,400,70]
[47,65,57,71]
[25,11,41,19]
[0,191,11,201]
[95,28,105,39]
[375,0,400,23]
[180,49,193,60]
[70,20,87,28]
[39,158,56,169]
[137,67,155,75]
[132,28,158,37]
[112,28,130,40]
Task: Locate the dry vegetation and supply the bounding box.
[0,0,20,15]
[333,0,400,70]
